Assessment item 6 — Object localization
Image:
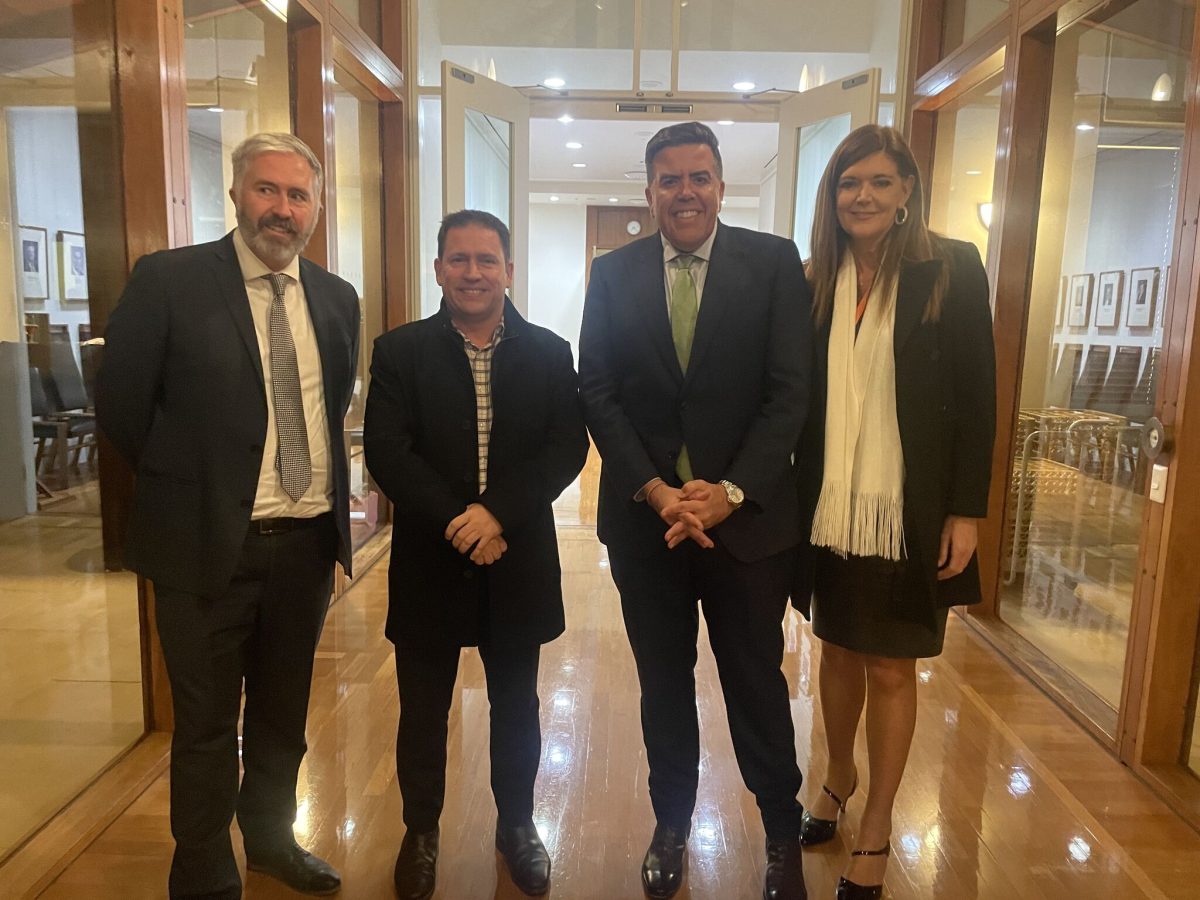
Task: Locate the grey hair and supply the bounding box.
[230,132,324,199]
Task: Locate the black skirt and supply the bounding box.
[810,547,949,659]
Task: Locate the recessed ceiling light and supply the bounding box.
[1076,122,1095,132]
[566,141,583,149]
[207,105,224,114]
[732,81,755,92]
[717,119,734,126]
[550,195,560,202]
[544,77,566,89]
[965,169,982,176]
[608,197,619,203]
[557,114,574,124]
[572,162,587,168]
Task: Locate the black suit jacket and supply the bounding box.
[96,233,361,597]
[363,299,588,648]
[579,223,813,562]
[794,238,996,616]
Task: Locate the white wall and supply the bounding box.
[527,202,587,359]
[8,108,89,349]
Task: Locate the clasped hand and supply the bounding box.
[649,479,735,550]
[445,503,507,565]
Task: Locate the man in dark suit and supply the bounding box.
[363,210,588,900]
[579,122,812,900]
[97,133,359,899]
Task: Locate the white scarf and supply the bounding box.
[810,253,906,560]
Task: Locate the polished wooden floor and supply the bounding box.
[36,510,1200,898]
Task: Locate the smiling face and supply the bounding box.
[434,223,513,329]
[645,143,725,252]
[835,150,915,254]
[231,150,321,270]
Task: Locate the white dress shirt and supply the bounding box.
[232,229,333,519]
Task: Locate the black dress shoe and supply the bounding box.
[496,821,551,896]
[835,843,889,900]
[799,777,857,847]
[393,828,439,900]
[763,835,805,900]
[641,823,688,899]
[245,840,341,896]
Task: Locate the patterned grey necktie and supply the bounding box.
[265,273,312,501]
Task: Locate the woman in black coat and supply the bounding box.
[794,125,996,899]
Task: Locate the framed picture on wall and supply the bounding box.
[18,225,49,300]
[1128,267,1159,328]
[1067,273,1093,327]
[1095,270,1124,328]
[57,230,88,301]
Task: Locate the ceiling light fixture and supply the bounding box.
[965,169,982,176]
[260,0,287,21]
[558,114,574,124]
[608,197,619,203]
[1076,122,1095,132]
[732,81,755,92]
[572,162,587,168]
[544,77,566,89]
[550,195,560,202]
[717,119,734,126]
[566,141,583,149]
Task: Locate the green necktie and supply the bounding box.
[670,254,697,482]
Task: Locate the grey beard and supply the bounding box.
[236,210,316,269]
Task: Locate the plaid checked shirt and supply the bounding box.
[454,317,506,493]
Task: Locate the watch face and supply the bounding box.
[626,219,642,235]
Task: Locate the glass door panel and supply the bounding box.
[442,61,529,310]
[773,69,879,252]
[999,0,1193,711]
[332,68,386,554]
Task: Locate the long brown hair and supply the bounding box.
[808,125,947,325]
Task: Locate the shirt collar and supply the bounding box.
[453,313,506,350]
[661,219,719,267]
[232,227,302,285]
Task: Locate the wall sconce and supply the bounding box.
[1152,73,1174,102]
[977,201,994,230]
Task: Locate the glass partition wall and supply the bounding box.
[0,0,141,862]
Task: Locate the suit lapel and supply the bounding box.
[630,236,683,383]
[300,260,348,426]
[210,235,265,389]
[894,257,943,356]
[684,224,735,384]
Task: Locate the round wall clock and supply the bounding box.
[626,219,642,236]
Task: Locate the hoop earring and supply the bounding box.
[895,206,909,226]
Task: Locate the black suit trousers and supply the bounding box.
[609,540,802,839]
[394,612,542,832]
[154,516,336,899]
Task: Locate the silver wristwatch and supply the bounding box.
[719,479,745,510]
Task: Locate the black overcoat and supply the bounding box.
[794,238,996,621]
[363,299,588,648]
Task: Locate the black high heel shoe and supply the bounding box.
[835,843,890,900]
[798,776,857,846]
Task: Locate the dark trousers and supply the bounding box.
[395,638,542,832]
[609,540,802,839]
[154,515,336,899]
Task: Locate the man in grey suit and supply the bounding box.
[97,133,359,899]
[579,122,812,900]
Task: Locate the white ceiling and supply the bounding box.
[529,116,778,198]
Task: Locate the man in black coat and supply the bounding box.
[579,122,813,900]
[363,210,588,900]
[96,133,359,899]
